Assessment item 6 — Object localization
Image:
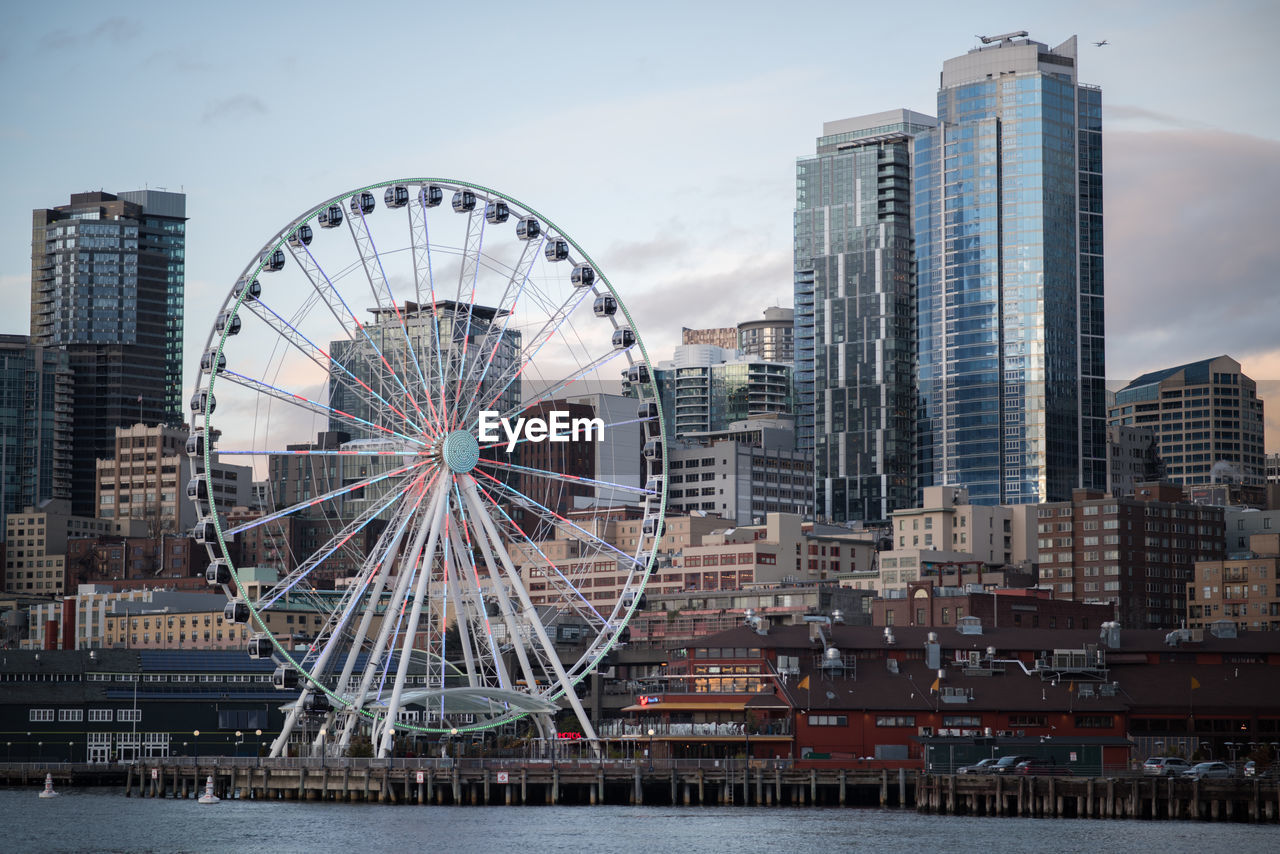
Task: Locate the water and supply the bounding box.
[4,788,1276,854]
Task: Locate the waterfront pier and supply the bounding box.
[2,759,1277,822]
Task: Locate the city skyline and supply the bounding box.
[0,1,1277,449]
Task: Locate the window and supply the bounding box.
[118,709,142,723]
[1074,715,1114,729]
[942,715,981,727]
[89,709,113,722]
[809,714,848,726]
[58,709,83,722]
[29,709,54,722]
[875,715,915,727]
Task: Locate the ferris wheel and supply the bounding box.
[188,179,667,758]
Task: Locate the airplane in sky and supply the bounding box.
[1094,39,1109,46]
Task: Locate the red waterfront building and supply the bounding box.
[602,618,1280,774]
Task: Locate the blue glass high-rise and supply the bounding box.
[914,34,1105,504]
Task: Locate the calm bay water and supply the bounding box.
[3,788,1276,854]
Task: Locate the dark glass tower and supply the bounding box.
[0,335,73,523]
[30,190,186,514]
[795,109,935,523]
[914,35,1105,504]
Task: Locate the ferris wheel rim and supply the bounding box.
[190,177,670,738]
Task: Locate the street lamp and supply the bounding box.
[318,728,327,765]
[68,741,74,763]
[647,728,655,772]
[194,730,201,761]
[1225,742,1239,770]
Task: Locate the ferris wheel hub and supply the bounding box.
[440,429,480,473]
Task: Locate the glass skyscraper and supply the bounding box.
[30,190,187,514]
[914,35,1105,504]
[795,109,935,522]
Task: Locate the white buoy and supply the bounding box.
[38,772,60,799]
[197,775,220,804]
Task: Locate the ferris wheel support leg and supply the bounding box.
[458,476,600,744]
[464,501,540,692]
[443,520,483,688]
[271,702,305,758]
[377,486,451,758]
[445,517,508,689]
[335,485,440,753]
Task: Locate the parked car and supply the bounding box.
[1182,761,1233,780]
[1014,758,1073,776]
[1243,761,1256,777]
[956,758,1000,775]
[990,754,1037,775]
[1143,756,1192,777]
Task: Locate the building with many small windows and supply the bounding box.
[4,501,136,594]
[1035,485,1225,629]
[1188,533,1280,632]
[0,335,73,523]
[667,420,812,523]
[96,423,252,536]
[30,191,187,515]
[1109,355,1265,488]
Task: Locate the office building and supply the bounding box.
[638,345,792,440]
[1106,425,1164,498]
[0,335,73,523]
[668,420,812,523]
[737,306,794,363]
[1188,533,1280,632]
[4,501,129,594]
[95,423,253,535]
[1035,485,1225,629]
[795,109,935,523]
[1109,355,1265,487]
[30,190,187,514]
[914,35,1106,504]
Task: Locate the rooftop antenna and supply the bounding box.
[978,31,1028,45]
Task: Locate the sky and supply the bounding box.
[1,0,1277,448]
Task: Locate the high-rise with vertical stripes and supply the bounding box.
[913,34,1105,504]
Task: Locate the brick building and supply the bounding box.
[1034,485,1224,629]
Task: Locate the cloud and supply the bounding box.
[201,94,268,124]
[1105,129,1280,393]
[1106,104,1210,131]
[40,16,140,51]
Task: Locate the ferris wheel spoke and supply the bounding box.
[347,204,434,424]
[257,474,432,609]
[472,469,647,572]
[474,456,656,497]
[489,346,634,428]
[469,479,611,624]
[452,487,542,694]
[376,481,451,756]
[226,458,429,538]
[219,369,429,447]
[458,475,598,736]
[456,235,541,425]
[290,239,434,432]
[408,190,451,434]
[216,448,418,459]
[335,483,443,751]
[443,508,502,690]
[234,295,428,436]
[450,483,516,689]
[448,209,489,430]
[468,285,596,422]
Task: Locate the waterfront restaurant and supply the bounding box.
[599,617,1280,770]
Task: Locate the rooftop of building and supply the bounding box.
[1118,355,1242,393]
